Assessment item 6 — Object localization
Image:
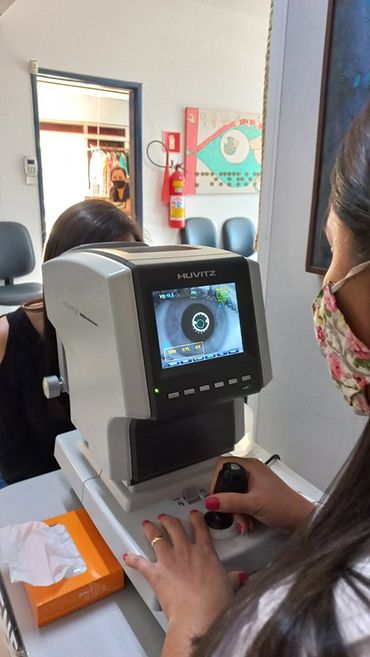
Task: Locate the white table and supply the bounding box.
[0,471,164,657]
[0,446,322,657]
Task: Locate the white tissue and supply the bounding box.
[0,521,87,586]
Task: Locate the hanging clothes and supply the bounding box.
[119,152,128,174]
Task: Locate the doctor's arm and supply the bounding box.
[205,456,315,533]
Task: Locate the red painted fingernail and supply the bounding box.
[205,496,220,510]
[239,571,249,585]
[157,514,165,520]
[190,509,199,515]
[122,553,128,561]
[142,519,150,526]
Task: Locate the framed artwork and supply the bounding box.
[306,0,370,274]
[185,107,262,195]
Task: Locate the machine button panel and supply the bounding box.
[168,376,250,400]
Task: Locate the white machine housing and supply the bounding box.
[42,243,300,623]
[43,244,272,486]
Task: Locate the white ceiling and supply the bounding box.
[0,0,270,20]
[190,0,271,20]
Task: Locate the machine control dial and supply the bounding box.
[42,375,65,399]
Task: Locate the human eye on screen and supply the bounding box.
[154,286,242,364]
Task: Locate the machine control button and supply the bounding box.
[215,462,249,494]
[228,378,238,385]
[199,384,210,392]
[242,374,251,381]
[168,392,180,399]
[214,381,224,388]
[184,388,195,395]
[183,486,201,504]
[42,375,65,399]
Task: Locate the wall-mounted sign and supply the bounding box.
[185,107,262,195]
[163,131,181,153]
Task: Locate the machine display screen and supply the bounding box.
[152,283,244,369]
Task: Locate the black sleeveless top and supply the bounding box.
[0,308,74,484]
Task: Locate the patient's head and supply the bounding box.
[44,199,142,262]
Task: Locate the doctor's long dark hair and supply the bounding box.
[193,419,370,657]
[43,200,142,419]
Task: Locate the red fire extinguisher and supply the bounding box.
[168,165,186,229]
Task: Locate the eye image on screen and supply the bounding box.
[152,283,244,369]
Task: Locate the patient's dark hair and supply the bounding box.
[193,419,370,657]
[44,199,141,261]
[43,200,143,417]
[330,101,370,261]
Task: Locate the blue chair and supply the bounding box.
[180,217,217,248]
[0,222,43,306]
[222,216,256,257]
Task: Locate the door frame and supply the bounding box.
[30,68,143,242]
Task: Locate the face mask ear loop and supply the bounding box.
[330,260,370,295]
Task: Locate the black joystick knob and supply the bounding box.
[205,463,248,531]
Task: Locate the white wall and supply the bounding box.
[0,0,364,490]
[256,0,366,490]
[0,0,268,287]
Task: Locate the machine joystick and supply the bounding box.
[205,462,248,538]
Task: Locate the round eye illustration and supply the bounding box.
[181,303,215,342]
[220,129,250,164]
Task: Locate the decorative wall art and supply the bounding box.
[185,107,262,195]
[306,0,370,274]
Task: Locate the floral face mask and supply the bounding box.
[312,261,370,415]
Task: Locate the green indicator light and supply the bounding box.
[154,387,160,394]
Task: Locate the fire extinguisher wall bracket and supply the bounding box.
[168,165,186,229]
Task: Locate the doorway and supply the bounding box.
[31,69,143,242]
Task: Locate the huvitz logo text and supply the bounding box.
[177,270,216,280]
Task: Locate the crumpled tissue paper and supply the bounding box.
[0,521,87,586]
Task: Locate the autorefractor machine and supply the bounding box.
[42,243,285,628]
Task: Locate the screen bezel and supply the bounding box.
[132,256,262,414]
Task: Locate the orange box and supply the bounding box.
[24,508,124,626]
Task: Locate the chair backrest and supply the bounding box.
[222,216,256,257]
[0,221,36,281]
[180,217,217,248]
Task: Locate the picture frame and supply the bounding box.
[306,0,370,274]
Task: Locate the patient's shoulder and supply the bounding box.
[0,315,9,365]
